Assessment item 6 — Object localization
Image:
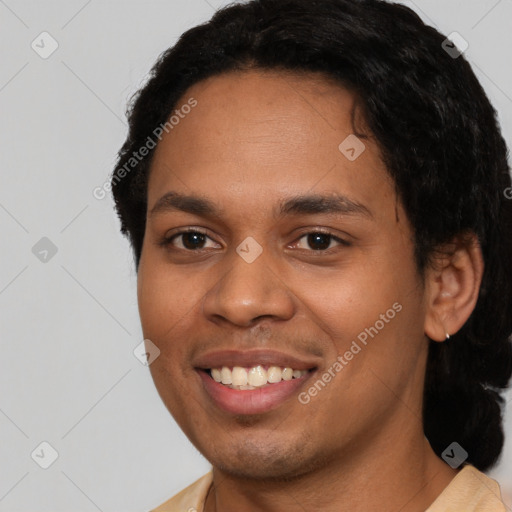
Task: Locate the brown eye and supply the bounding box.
[306,233,332,250]
[180,232,207,250]
[294,231,350,251]
[162,229,221,251]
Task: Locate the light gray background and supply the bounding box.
[1,1,511,511]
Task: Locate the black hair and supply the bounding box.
[111,0,512,471]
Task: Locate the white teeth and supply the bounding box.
[282,367,293,381]
[209,365,309,389]
[267,366,282,383]
[232,366,248,386]
[248,365,267,387]
[221,366,232,385]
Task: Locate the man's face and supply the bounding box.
[138,70,430,480]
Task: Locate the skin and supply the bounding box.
[137,69,484,512]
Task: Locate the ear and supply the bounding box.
[424,231,484,342]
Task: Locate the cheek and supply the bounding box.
[138,263,201,414]
[293,257,403,341]
[295,246,423,388]
[137,259,203,341]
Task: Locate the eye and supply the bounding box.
[159,228,350,253]
[162,229,221,251]
[293,231,350,251]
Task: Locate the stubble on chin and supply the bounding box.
[208,429,334,483]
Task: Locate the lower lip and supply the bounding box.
[197,370,313,415]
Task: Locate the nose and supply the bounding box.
[202,247,296,327]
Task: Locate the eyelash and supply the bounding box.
[159,227,351,253]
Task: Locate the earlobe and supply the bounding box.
[423,232,484,343]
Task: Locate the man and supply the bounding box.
[111,0,512,510]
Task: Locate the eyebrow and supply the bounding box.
[150,192,219,217]
[149,191,373,220]
[278,193,373,219]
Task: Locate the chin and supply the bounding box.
[206,437,323,482]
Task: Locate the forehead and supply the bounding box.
[147,69,395,221]
[152,69,361,160]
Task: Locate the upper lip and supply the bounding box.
[193,349,320,371]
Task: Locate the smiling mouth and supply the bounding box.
[205,365,315,390]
